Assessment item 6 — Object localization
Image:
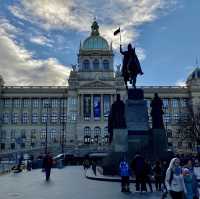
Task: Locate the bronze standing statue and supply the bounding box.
[108,94,126,143]
[150,93,164,129]
[120,44,143,89]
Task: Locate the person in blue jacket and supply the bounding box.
[119,158,131,192]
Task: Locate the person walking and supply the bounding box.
[161,160,169,191]
[91,160,97,176]
[42,153,53,181]
[145,160,153,192]
[131,154,145,192]
[193,158,200,199]
[182,168,199,199]
[119,158,131,193]
[165,157,187,199]
[153,160,162,191]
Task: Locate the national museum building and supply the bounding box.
[0,21,200,155]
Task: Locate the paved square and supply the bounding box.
[0,166,163,199]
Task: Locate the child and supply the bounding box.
[183,168,199,199]
[119,158,131,192]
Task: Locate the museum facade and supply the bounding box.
[0,21,200,155]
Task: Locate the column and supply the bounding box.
[91,94,93,121]
[101,94,103,122]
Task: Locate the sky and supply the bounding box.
[0,0,199,86]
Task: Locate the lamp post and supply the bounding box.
[44,103,51,154]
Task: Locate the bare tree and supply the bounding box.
[178,105,200,152]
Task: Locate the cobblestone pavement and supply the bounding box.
[0,166,163,199]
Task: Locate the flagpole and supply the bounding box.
[119,26,121,45]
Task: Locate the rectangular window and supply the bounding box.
[172,99,179,108]
[61,98,68,107]
[12,113,18,124]
[163,99,169,108]
[13,99,21,108]
[51,99,59,108]
[40,129,46,139]
[60,112,67,123]
[4,98,12,108]
[22,112,29,124]
[3,112,10,124]
[11,143,15,150]
[51,112,58,123]
[23,98,30,108]
[10,129,16,139]
[83,95,91,120]
[50,129,57,141]
[32,113,38,124]
[93,95,101,120]
[32,99,40,108]
[1,143,5,150]
[180,98,188,107]
[31,129,36,139]
[0,130,7,141]
[21,129,26,139]
[71,112,76,121]
[103,95,110,118]
[42,99,49,108]
[178,142,182,147]
[41,113,48,123]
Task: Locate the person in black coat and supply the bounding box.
[42,153,53,181]
[131,154,146,192]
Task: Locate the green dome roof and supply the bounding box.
[82,35,109,50]
[82,20,109,50]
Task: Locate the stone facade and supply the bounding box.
[0,21,200,155]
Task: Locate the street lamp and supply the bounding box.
[44,103,51,154]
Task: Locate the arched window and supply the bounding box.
[84,127,91,144]
[103,127,109,144]
[93,59,99,70]
[94,127,101,144]
[103,60,109,70]
[83,60,90,70]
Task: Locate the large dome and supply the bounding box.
[82,36,109,50]
[82,21,109,50]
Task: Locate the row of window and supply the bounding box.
[84,126,109,144]
[0,128,61,140]
[146,98,188,108]
[1,98,68,108]
[82,59,110,70]
[1,112,69,124]
[84,126,108,136]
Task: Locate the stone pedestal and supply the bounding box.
[102,129,127,175]
[112,129,128,152]
[151,129,168,159]
[125,89,150,159]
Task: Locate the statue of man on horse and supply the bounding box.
[120,43,143,89]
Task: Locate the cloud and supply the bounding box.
[176,79,186,87]
[30,35,53,47]
[0,19,71,86]
[0,18,19,37]
[9,0,177,49]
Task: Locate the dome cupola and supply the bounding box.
[81,21,109,50]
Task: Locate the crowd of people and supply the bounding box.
[119,154,200,199]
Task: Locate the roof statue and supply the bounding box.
[91,21,99,36]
